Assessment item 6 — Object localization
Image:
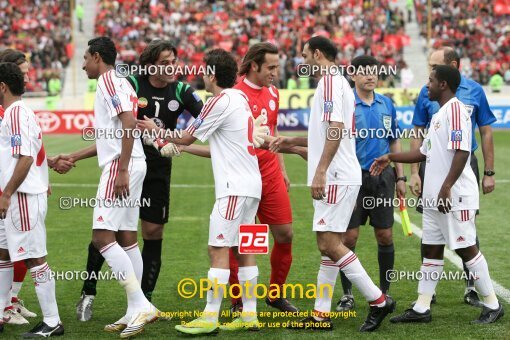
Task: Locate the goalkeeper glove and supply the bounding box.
[143,137,181,158]
[252,115,269,148]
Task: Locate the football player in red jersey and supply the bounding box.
[181,43,304,312]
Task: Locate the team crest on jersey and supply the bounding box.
[465,104,474,116]
[168,100,179,111]
[269,99,276,111]
[382,115,392,130]
[111,94,121,108]
[451,130,462,142]
[192,92,202,103]
[433,120,441,130]
[192,117,203,129]
[11,134,22,147]
[138,97,148,108]
[324,101,333,113]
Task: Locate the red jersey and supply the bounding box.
[234,77,280,177]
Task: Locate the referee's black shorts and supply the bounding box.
[416,151,480,214]
[140,156,172,225]
[348,166,396,229]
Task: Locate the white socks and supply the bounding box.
[313,257,339,316]
[30,263,60,327]
[238,266,258,321]
[123,243,143,284]
[336,252,384,306]
[465,252,499,309]
[203,268,230,322]
[414,258,443,313]
[0,260,13,319]
[100,242,150,316]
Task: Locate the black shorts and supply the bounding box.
[348,167,395,229]
[417,151,480,214]
[140,156,172,224]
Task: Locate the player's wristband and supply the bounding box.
[484,170,495,176]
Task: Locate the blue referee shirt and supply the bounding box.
[354,90,400,171]
[412,76,496,151]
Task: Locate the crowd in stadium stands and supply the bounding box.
[95,0,409,90]
[0,0,72,94]
[415,0,510,86]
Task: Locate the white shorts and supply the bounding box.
[208,196,259,248]
[313,185,360,233]
[422,209,477,250]
[4,192,47,262]
[93,158,147,232]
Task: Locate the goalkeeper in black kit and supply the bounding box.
[76,40,203,321]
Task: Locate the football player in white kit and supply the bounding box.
[259,36,396,332]
[0,62,63,337]
[57,37,158,338]
[137,49,265,335]
[371,65,503,324]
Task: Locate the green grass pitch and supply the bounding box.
[2,131,510,339]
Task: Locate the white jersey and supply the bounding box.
[307,74,361,186]
[186,88,262,199]
[95,70,145,168]
[420,97,479,211]
[0,100,48,194]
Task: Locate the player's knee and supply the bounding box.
[142,227,163,240]
[24,256,46,269]
[273,227,293,244]
[342,235,357,249]
[375,229,393,246]
[317,241,333,257]
[0,249,10,261]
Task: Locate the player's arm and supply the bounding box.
[68,143,97,162]
[312,121,342,199]
[409,87,429,196]
[0,155,33,219]
[115,110,138,198]
[274,127,291,190]
[476,90,497,194]
[479,125,495,194]
[0,109,34,218]
[181,144,211,158]
[137,116,196,145]
[181,84,204,118]
[370,149,426,176]
[388,99,406,197]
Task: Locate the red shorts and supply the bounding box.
[257,170,293,225]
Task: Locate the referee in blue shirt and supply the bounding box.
[336,55,406,312]
[410,47,496,307]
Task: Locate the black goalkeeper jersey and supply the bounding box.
[127,75,203,162]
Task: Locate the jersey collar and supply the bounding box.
[243,77,263,90]
[458,76,469,90]
[354,89,382,106]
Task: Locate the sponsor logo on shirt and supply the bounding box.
[324,100,333,113]
[451,130,463,141]
[168,99,179,111]
[11,134,22,147]
[269,99,276,111]
[111,94,122,108]
[138,97,148,108]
